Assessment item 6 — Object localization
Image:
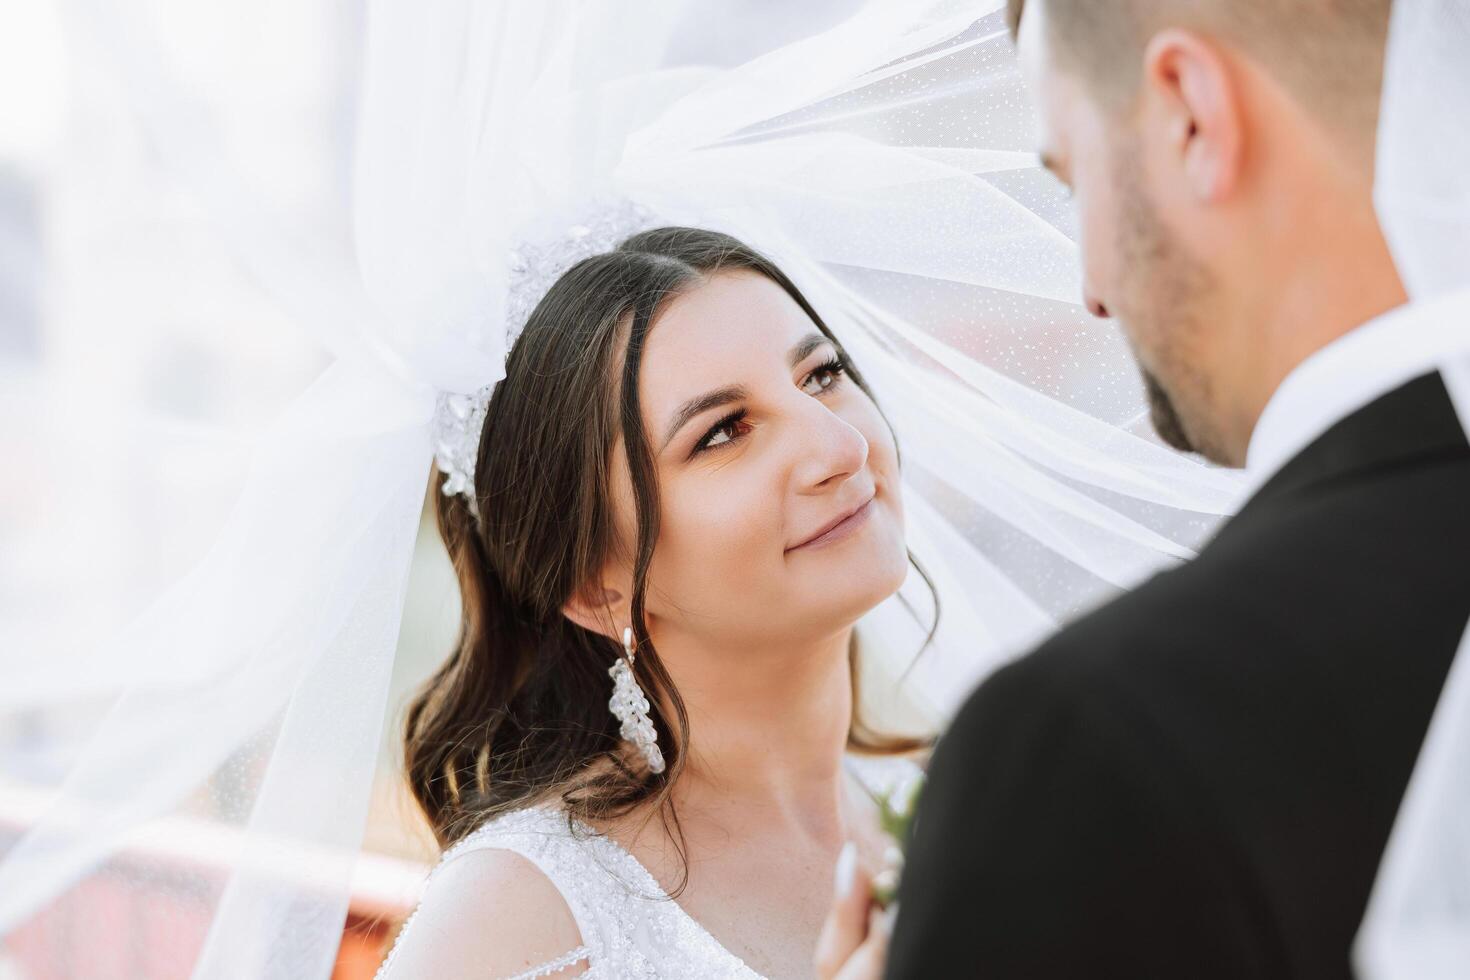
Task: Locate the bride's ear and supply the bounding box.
[561,578,628,641]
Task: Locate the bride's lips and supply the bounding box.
[787,495,877,553]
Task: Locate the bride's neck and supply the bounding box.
[657,625,856,841]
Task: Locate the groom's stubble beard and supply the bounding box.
[1110,142,1230,464]
[1141,369,1192,452]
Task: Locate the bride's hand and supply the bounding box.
[814,842,893,980]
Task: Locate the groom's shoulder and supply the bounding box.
[985,557,1252,711]
[1027,405,1470,685]
[940,559,1238,744]
[949,433,1470,752]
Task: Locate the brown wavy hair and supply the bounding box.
[404,227,935,889]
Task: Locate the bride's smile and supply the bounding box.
[786,494,875,553]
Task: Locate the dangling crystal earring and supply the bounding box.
[609,626,665,774]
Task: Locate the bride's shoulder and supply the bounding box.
[376,808,591,979]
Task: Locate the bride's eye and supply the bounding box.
[800,355,848,396]
[692,408,749,455]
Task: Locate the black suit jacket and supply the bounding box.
[887,373,1470,979]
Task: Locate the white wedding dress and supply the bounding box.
[373,753,921,980]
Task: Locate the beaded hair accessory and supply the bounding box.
[430,201,658,516]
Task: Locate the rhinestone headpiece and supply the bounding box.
[431,201,658,517]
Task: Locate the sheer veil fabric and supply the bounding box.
[1356,0,1470,975]
[0,2,1249,977]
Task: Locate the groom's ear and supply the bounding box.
[1141,29,1243,205]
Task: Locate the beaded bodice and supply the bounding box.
[375,753,922,979]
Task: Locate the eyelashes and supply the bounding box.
[801,355,848,397]
[692,407,749,456]
[690,355,849,457]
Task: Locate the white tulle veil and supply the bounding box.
[0,0,1255,976]
[1356,0,1470,975]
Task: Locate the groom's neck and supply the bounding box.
[1231,212,1406,461]
[1210,135,1407,464]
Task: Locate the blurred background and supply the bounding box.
[0,2,437,975]
[0,1,1194,975]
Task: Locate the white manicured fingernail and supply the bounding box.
[834,841,857,898]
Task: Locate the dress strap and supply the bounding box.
[501,945,592,980]
[443,805,753,978]
[435,806,622,964]
[375,807,615,979]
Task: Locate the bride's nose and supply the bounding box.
[791,402,869,492]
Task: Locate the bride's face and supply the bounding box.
[618,270,907,651]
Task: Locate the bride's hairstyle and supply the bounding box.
[405,227,933,866]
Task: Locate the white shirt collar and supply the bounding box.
[1245,287,1470,494]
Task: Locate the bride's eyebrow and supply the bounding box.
[661,384,749,452]
[788,331,832,367]
[658,332,836,452]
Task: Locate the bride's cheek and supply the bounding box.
[665,484,770,578]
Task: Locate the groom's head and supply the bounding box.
[1010,0,1406,465]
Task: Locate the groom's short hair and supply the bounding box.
[1007,0,1392,152]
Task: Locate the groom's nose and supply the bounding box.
[1084,290,1111,319]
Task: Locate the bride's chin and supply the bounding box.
[838,546,912,620]
[868,518,912,593]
